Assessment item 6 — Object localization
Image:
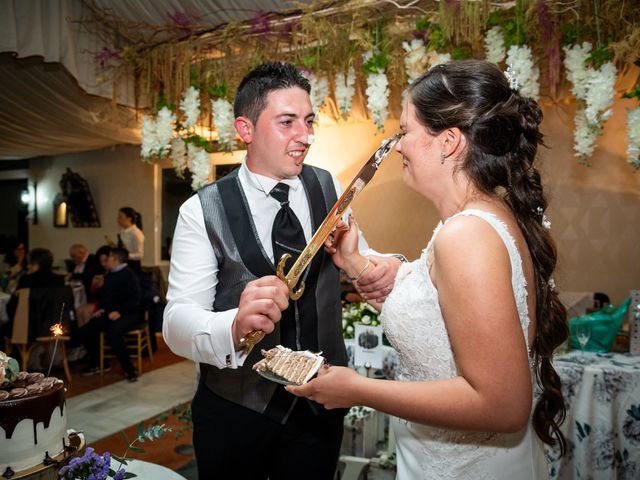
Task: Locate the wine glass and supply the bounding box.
[575,323,591,361]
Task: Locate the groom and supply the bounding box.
[163,61,400,479]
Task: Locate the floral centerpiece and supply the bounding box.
[0,351,19,388]
[58,423,171,480]
[342,302,381,340]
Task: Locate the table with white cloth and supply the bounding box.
[123,460,187,480]
[548,351,640,479]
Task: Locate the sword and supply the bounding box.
[239,133,402,354]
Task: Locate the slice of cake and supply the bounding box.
[253,346,324,385]
[0,351,68,476]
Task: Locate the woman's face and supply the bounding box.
[14,243,26,259]
[117,211,131,228]
[395,101,442,195]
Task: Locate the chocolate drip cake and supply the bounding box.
[0,352,67,475]
[253,346,324,385]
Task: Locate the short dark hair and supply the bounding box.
[95,245,112,259]
[109,247,129,264]
[28,248,54,271]
[234,62,311,125]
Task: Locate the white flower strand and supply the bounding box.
[402,38,427,84]
[505,45,539,99]
[305,71,330,114]
[484,26,506,64]
[180,86,200,129]
[211,98,237,151]
[564,42,617,162]
[187,143,212,191]
[365,71,390,131]
[170,137,187,176]
[334,67,356,118]
[627,108,640,170]
[140,107,176,161]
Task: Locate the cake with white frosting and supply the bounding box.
[0,351,67,476]
[253,346,324,385]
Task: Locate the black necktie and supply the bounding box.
[270,183,306,269]
[270,182,306,350]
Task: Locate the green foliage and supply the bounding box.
[561,23,578,46]
[183,134,214,153]
[415,17,430,32]
[503,19,525,50]
[587,42,613,68]
[155,94,174,112]
[428,24,446,51]
[362,49,389,74]
[452,46,471,60]
[207,83,229,99]
[486,10,502,28]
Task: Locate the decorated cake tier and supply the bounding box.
[0,370,67,476]
[253,346,324,385]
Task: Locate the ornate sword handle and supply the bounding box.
[238,329,265,355]
[277,253,305,300]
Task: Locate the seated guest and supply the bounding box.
[3,240,28,292]
[2,248,65,349]
[74,245,112,329]
[78,247,141,381]
[67,244,103,302]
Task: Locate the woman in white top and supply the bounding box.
[288,60,568,479]
[117,206,144,270]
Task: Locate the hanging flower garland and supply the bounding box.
[563,42,617,163]
[484,26,506,64]
[170,137,188,176]
[402,38,427,84]
[211,98,237,151]
[505,45,539,99]
[140,106,176,162]
[627,108,640,170]
[187,143,212,191]
[179,86,200,130]
[334,67,356,119]
[301,69,329,114]
[363,49,390,131]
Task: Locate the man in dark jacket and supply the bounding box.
[68,244,103,302]
[79,247,141,381]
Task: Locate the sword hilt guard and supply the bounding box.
[277,253,305,300]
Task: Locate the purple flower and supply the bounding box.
[113,468,127,480]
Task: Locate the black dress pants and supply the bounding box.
[192,383,346,480]
[80,312,139,376]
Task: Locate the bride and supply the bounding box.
[287,60,568,479]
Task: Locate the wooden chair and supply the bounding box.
[7,288,73,383]
[99,319,154,376]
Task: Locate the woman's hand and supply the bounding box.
[325,216,366,277]
[285,365,361,410]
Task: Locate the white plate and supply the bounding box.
[256,369,299,386]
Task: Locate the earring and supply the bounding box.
[440,151,445,164]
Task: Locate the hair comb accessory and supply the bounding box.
[505,64,520,91]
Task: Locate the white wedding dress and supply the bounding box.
[380,209,548,479]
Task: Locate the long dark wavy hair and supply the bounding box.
[408,60,568,454]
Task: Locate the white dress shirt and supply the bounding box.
[163,161,373,369]
[119,225,145,261]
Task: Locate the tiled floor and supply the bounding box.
[67,360,197,444]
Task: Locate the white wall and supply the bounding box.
[28,145,157,267]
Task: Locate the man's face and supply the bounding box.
[105,254,119,271]
[70,248,87,265]
[241,87,315,180]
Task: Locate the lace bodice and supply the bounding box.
[380,209,545,479]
